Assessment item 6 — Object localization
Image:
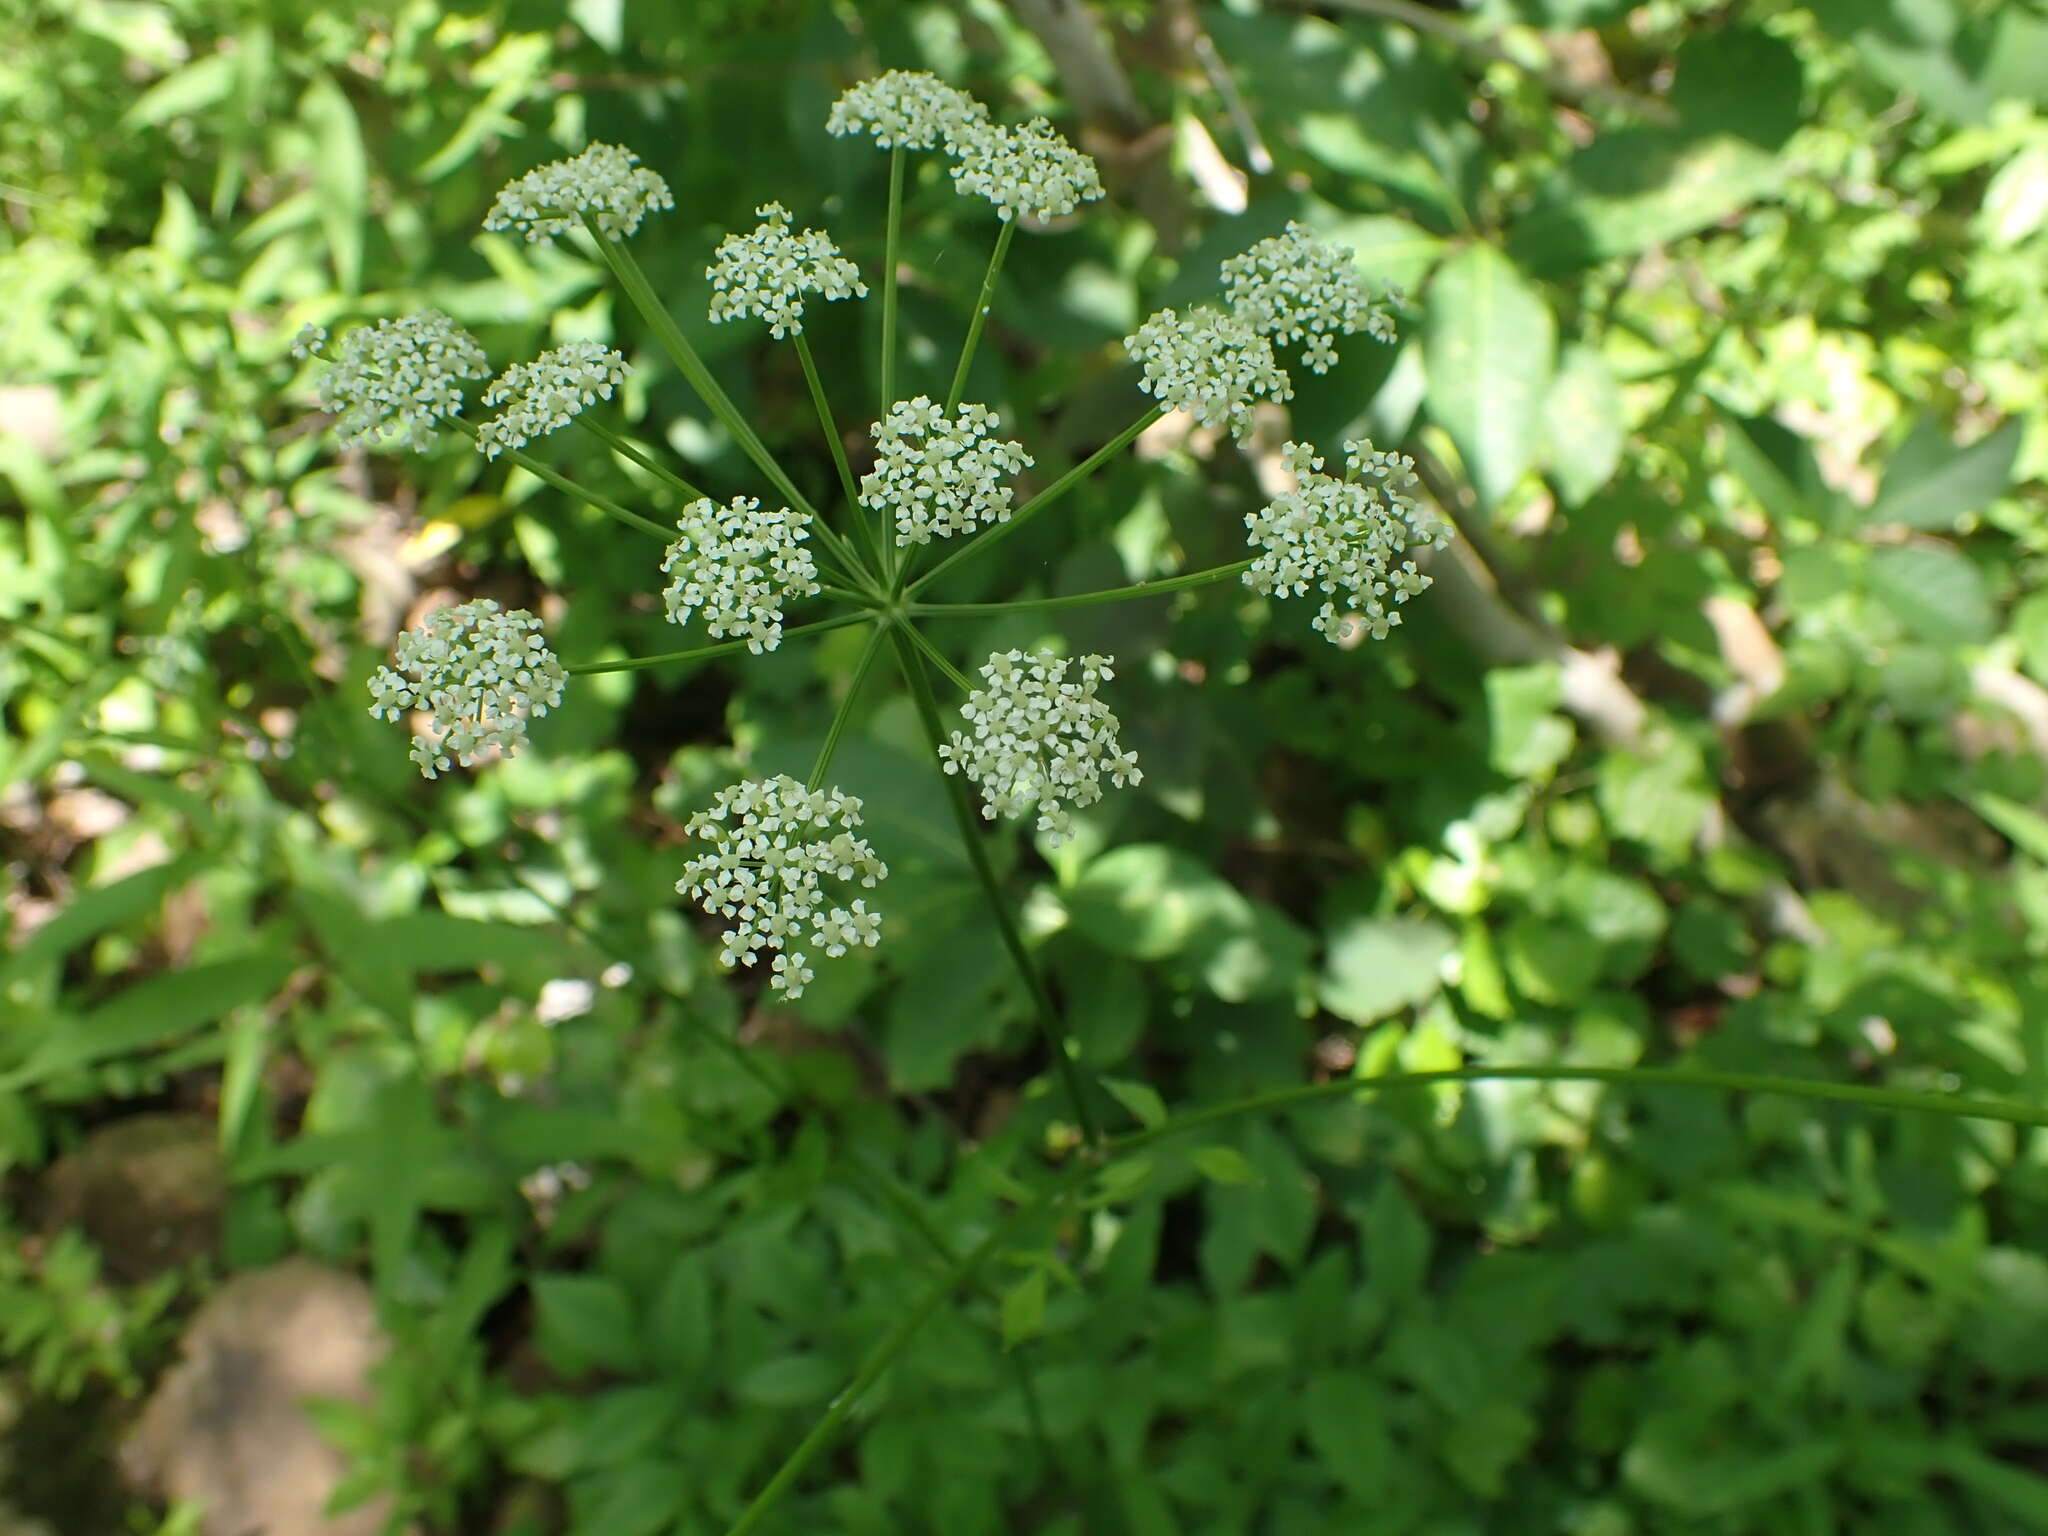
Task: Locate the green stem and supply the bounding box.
[907,406,1163,597]
[946,217,1015,414]
[574,416,710,504]
[583,218,823,527]
[1110,1064,2048,1159]
[808,622,886,792]
[793,329,881,570]
[722,1159,1092,1536]
[890,625,1101,1146]
[898,621,976,695]
[912,560,1254,619]
[880,145,904,415]
[448,418,672,541]
[564,611,869,676]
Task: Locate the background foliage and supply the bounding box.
[4,0,2048,1531]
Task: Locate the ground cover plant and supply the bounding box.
[3,0,2048,1532]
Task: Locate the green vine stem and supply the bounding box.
[564,610,870,676]
[722,1059,2047,1535]
[880,144,905,416]
[911,560,1255,618]
[945,216,1016,414]
[889,624,1102,1146]
[905,405,1163,597]
[572,415,711,504]
[444,418,673,542]
[793,329,881,570]
[897,619,976,695]
[807,621,887,792]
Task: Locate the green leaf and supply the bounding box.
[1319,916,1455,1025]
[1320,213,1446,292]
[300,73,366,296]
[1424,245,1556,508]
[532,1275,640,1377]
[1486,662,1575,781]
[1066,844,1250,965]
[1000,1268,1047,1349]
[120,52,235,130]
[1867,416,2022,530]
[1192,1145,1256,1186]
[1864,544,1995,646]
[736,1352,842,1407]
[1719,410,1824,526]
[1670,27,1805,149]
[1102,1077,1167,1131]
[0,852,206,989]
[1972,792,2048,864]
[1512,132,1782,274]
[1503,915,1603,1007]
[1541,345,1625,507]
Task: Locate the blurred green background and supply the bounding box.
[4,0,2048,1531]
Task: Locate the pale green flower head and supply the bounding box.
[312,310,489,453]
[475,341,628,459]
[678,775,888,998]
[661,495,821,654]
[938,649,1142,848]
[367,599,567,779]
[827,69,989,152]
[1124,305,1293,442]
[483,142,674,244]
[861,397,1034,547]
[949,117,1105,223]
[1221,221,1399,374]
[707,202,867,339]
[1243,440,1454,644]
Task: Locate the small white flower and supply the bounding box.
[1242,439,1454,643]
[937,650,1142,848]
[1220,221,1399,374]
[483,142,674,244]
[312,311,489,452]
[1123,305,1292,442]
[661,495,821,653]
[367,599,567,779]
[677,775,888,1000]
[707,202,866,340]
[860,397,1035,547]
[290,323,328,360]
[475,341,628,458]
[948,117,1105,223]
[826,70,989,152]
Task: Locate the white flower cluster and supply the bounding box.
[1242,440,1454,643]
[367,599,567,779]
[311,311,489,452]
[483,142,674,244]
[474,341,628,458]
[290,323,327,359]
[707,203,866,339]
[938,650,1142,848]
[950,117,1105,223]
[1220,221,1398,374]
[677,775,887,998]
[826,69,987,151]
[860,397,1035,547]
[660,496,821,653]
[1124,306,1293,442]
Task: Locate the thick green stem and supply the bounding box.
[880,145,904,415]
[808,621,886,792]
[946,217,1015,414]
[564,611,869,676]
[573,416,710,504]
[908,406,1163,597]
[447,418,672,541]
[912,560,1255,619]
[890,625,1101,1146]
[793,329,882,571]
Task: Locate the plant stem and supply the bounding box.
[907,405,1163,597]
[573,416,711,504]
[1109,1064,2048,1158]
[912,560,1255,618]
[880,145,904,415]
[946,217,1015,414]
[446,418,673,541]
[898,621,976,695]
[564,610,870,676]
[793,329,882,569]
[722,1157,1093,1536]
[808,621,886,792]
[889,625,1101,1147]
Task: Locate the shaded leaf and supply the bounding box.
[1425,245,1555,508]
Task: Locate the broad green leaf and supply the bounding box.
[120,52,234,130]
[1319,916,1454,1025]
[1320,213,1446,292]
[1971,792,2048,864]
[1067,844,1244,963]
[532,1275,640,1377]
[1864,544,1995,646]
[1670,27,1805,150]
[1503,915,1603,1007]
[0,852,206,989]
[1867,416,2022,530]
[1485,663,1574,781]
[1301,1371,1391,1499]
[1424,245,1555,508]
[1102,1076,1167,1132]
[1192,1145,1256,1187]
[736,1352,842,1407]
[1541,345,1625,507]
[1512,132,1782,273]
[300,73,366,296]
[1000,1268,1047,1349]
[1719,410,1823,526]
[570,1458,691,1536]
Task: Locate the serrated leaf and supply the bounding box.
[1425,245,1556,508]
[1868,416,2022,530]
